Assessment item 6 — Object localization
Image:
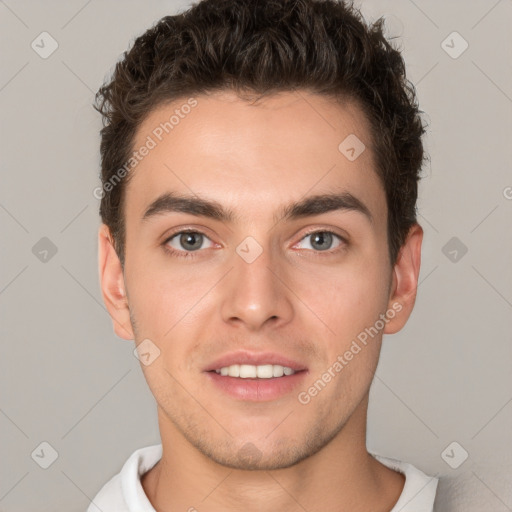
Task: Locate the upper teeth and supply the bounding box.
[215,364,296,378]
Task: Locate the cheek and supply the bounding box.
[127,272,216,410]
[125,258,218,346]
[294,258,389,340]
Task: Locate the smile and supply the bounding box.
[213,364,296,378]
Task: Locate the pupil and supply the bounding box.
[181,232,202,250]
[312,232,332,251]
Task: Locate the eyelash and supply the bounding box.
[162,228,347,259]
[162,229,211,259]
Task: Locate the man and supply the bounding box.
[90,0,439,510]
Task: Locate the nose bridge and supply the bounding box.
[220,236,293,330]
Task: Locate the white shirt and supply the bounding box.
[87,444,439,512]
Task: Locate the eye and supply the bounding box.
[295,230,345,252]
[165,230,215,253]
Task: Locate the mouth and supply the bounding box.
[203,351,307,374]
[210,364,300,378]
[203,353,308,401]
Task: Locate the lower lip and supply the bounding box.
[204,370,308,402]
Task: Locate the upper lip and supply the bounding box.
[203,351,307,372]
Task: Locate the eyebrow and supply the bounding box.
[141,191,373,225]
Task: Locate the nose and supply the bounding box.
[220,241,294,331]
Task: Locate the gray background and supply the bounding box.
[1,0,511,510]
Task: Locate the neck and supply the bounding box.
[142,395,405,512]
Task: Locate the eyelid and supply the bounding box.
[162,226,216,244]
[161,226,348,259]
[292,227,348,246]
[161,228,219,260]
[164,228,217,247]
[162,228,346,242]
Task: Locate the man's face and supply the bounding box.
[116,90,399,469]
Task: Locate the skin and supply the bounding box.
[98,89,423,512]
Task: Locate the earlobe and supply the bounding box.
[383,223,423,335]
[98,224,134,340]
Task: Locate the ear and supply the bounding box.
[98,224,134,340]
[384,223,423,335]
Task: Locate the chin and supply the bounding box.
[191,426,338,471]
[205,443,312,471]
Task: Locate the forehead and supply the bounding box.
[126,90,386,224]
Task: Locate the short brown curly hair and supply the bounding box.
[94,0,427,268]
